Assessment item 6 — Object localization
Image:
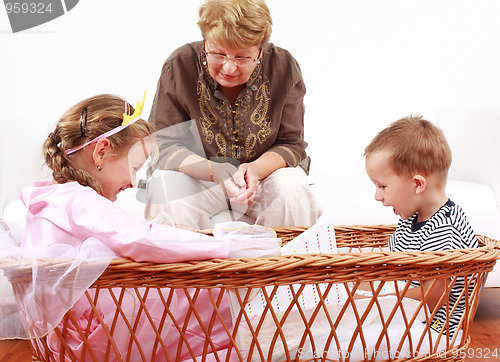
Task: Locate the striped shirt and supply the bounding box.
[389,199,478,336]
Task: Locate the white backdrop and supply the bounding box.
[1,0,500,212]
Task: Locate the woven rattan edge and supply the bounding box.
[3,225,499,290]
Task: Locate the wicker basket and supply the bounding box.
[5,225,500,362]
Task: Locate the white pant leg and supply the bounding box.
[246,167,323,227]
[144,170,250,229]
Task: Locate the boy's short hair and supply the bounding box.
[364,115,452,179]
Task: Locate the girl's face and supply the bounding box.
[204,40,261,88]
[96,139,151,202]
[365,151,419,220]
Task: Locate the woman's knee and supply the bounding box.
[260,167,310,197]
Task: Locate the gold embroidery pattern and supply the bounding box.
[215,101,232,158]
[248,80,271,158]
[197,81,217,145]
[198,44,270,161]
[246,133,257,159]
[165,149,185,169]
[277,145,298,166]
[215,133,227,158]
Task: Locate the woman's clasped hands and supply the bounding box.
[211,161,261,206]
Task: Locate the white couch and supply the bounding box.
[3,105,499,287]
[135,104,500,288]
[305,105,500,288]
[2,0,500,288]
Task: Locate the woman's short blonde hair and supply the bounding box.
[198,0,272,49]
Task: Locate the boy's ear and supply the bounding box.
[413,174,427,195]
[92,138,111,166]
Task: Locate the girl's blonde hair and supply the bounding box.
[43,94,155,195]
[364,115,452,180]
[198,0,272,49]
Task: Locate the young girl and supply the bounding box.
[4,93,277,360]
[22,92,232,262]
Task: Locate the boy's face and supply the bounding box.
[365,151,419,220]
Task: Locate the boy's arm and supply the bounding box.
[355,279,447,312]
[402,279,447,312]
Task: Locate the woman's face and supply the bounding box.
[204,40,261,88]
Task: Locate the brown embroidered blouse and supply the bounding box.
[148,41,310,173]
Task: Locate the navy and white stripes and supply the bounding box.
[389,199,478,336]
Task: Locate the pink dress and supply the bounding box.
[21,181,230,262]
[19,181,234,361]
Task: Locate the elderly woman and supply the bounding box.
[145,0,322,229]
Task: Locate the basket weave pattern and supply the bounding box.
[6,225,500,361]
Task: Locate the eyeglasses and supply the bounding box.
[204,42,261,68]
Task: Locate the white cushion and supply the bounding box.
[4,178,500,287]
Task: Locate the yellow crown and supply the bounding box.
[122,90,146,126]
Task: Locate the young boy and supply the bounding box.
[364,115,478,337]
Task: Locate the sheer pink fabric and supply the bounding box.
[0,181,234,359]
[21,182,231,262]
